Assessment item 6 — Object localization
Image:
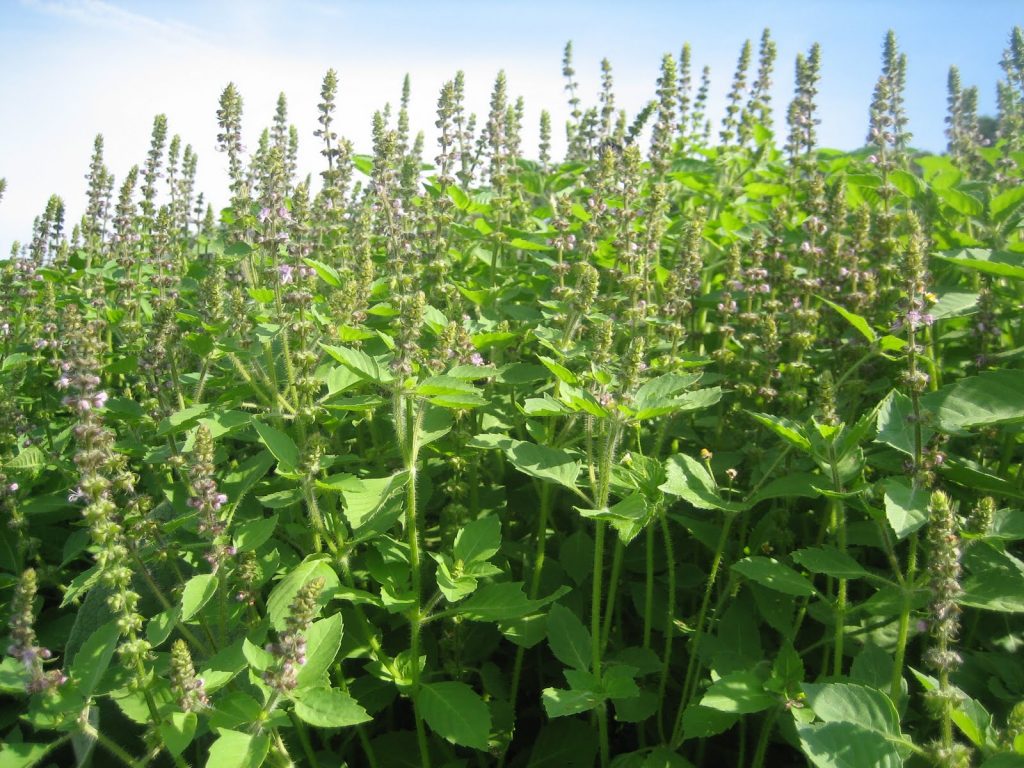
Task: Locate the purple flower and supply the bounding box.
[278,264,294,285]
[469,353,485,366]
[258,207,272,223]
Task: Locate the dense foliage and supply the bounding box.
[1,27,1024,768]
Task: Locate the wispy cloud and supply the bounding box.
[19,0,210,47]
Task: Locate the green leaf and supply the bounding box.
[979,756,1024,768]
[882,477,929,540]
[990,185,1024,219]
[961,542,1024,612]
[875,390,933,455]
[158,403,211,435]
[71,621,120,700]
[159,712,197,757]
[146,606,180,647]
[732,557,817,597]
[0,743,56,768]
[320,343,394,384]
[700,670,774,714]
[504,440,582,492]
[205,729,270,768]
[576,493,651,544]
[792,547,869,579]
[921,369,1024,431]
[935,248,1024,280]
[457,582,566,622]
[747,412,812,453]
[818,297,877,343]
[234,515,278,553]
[6,446,47,473]
[930,291,979,320]
[296,613,343,689]
[542,686,604,717]
[538,355,578,385]
[528,720,599,767]
[661,454,746,513]
[454,515,501,564]
[417,681,491,749]
[180,573,219,622]
[266,555,339,631]
[797,683,903,768]
[252,421,299,473]
[415,375,485,409]
[546,604,592,671]
[303,258,341,287]
[293,687,371,727]
[603,665,640,699]
[678,705,739,740]
[909,668,992,748]
[938,186,984,216]
[340,472,408,535]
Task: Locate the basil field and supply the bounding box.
[1,27,1024,768]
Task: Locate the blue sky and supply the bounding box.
[0,0,1021,248]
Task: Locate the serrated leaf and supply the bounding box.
[797,683,902,768]
[909,668,991,748]
[546,604,591,671]
[457,582,567,622]
[320,343,394,384]
[504,440,582,492]
[296,613,343,689]
[747,412,812,452]
[417,681,491,749]
[660,454,746,512]
[454,515,501,564]
[205,729,270,768]
[542,686,604,717]
[882,477,929,540]
[700,670,774,714]
[160,712,197,757]
[266,555,339,631]
[293,687,371,728]
[538,355,578,385]
[792,547,869,579]
[921,369,1024,431]
[818,297,877,343]
[340,472,408,534]
[732,557,817,597]
[0,743,55,768]
[180,573,218,621]
[679,705,739,740]
[71,621,120,700]
[935,248,1024,280]
[234,515,278,552]
[252,421,299,473]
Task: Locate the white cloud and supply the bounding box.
[18,0,210,47]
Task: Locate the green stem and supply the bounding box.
[643,523,655,652]
[399,392,430,768]
[656,508,676,744]
[600,539,625,652]
[505,483,554,724]
[751,707,780,768]
[288,710,322,768]
[672,511,736,747]
[889,532,918,702]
